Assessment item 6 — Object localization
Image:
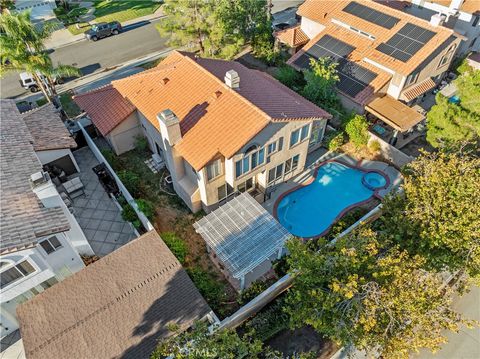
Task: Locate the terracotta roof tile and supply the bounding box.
[17,230,211,359]
[401,77,436,101]
[73,85,136,136]
[22,104,77,151]
[112,51,331,170]
[297,0,456,75]
[404,0,480,14]
[275,25,309,47]
[0,100,70,253]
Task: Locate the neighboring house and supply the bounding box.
[0,100,93,338]
[13,0,57,22]
[17,230,213,359]
[274,25,309,55]
[403,0,480,55]
[74,51,332,213]
[283,0,462,147]
[467,51,480,69]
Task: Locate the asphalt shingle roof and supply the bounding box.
[17,230,211,359]
[0,100,70,253]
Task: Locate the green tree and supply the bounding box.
[285,230,467,358]
[274,65,305,91]
[426,70,480,147]
[380,148,480,279]
[345,114,369,148]
[0,12,80,103]
[301,57,340,111]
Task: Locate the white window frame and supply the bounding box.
[0,260,36,289]
[39,235,63,255]
[206,159,222,181]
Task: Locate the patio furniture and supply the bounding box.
[92,163,120,196]
[63,177,85,199]
[373,124,387,136]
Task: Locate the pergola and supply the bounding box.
[194,192,291,290]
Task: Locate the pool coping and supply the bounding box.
[272,159,390,240]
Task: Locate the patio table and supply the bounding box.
[63,177,85,198]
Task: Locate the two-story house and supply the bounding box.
[74,51,332,213]
[403,0,479,55]
[278,0,463,147]
[0,100,93,338]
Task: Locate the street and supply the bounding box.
[0,18,168,99]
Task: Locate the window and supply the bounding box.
[267,142,277,155]
[472,15,479,27]
[470,37,477,49]
[251,148,265,170]
[217,183,234,201]
[292,154,300,171]
[405,71,419,86]
[439,44,456,68]
[300,124,310,141]
[285,154,300,175]
[278,137,283,151]
[206,159,221,181]
[285,158,292,173]
[0,260,35,289]
[290,128,300,147]
[268,163,284,184]
[40,277,58,290]
[39,236,62,255]
[237,177,254,193]
[309,121,325,147]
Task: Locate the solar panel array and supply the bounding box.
[343,1,400,29]
[376,23,436,62]
[293,35,378,98]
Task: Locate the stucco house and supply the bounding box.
[278,0,463,148]
[0,100,93,338]
[74,51,332,213]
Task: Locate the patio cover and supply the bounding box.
[366,95,425,132]
[400,78,436,102]
[193,193,291,281]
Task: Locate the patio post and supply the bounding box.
[240,276,245,291]
[277,247,283,259]
[390,130,399,146]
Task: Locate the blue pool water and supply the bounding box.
[276,162,387,238]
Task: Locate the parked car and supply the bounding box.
[19,72,64,93]
[84,22,122,41]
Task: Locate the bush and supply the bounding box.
[135,135,149,153]
[272,256,290,277]
[118,170,140,196]
[186,268,225,308]
[368,139,381,154]
[101,149,119,168]
[161,232,188,264]
[121,203,141,229]
[345,114,369,148]
[274,66,305,91]
[136,199,155,220]
[325,131,345,151]
[237,280,268,305]
[244,297,290,341]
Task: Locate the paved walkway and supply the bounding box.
[72,146,137,256]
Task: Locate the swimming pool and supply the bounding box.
[275,161,388,238]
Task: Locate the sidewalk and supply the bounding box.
[44,7,165,50]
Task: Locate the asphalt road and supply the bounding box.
[0,18,168,99]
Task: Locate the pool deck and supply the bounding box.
[263,152,402,215]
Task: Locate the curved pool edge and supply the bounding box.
[272,159,390,240]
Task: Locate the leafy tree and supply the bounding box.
[285,230,467,358]
[301,57,341,111]
[274,65,305,91]
[380,148,480,279]
[0,12,80,103]
[426,70,480,147]
[345,114,369,148]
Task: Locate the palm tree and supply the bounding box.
[0,11,80,104]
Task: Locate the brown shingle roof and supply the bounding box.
[0,100,70,253]
[297,0,455,75]
[112,51,331,170]
[73,85,136,136]
[275,25,309,47]
[22,104,77,151]
[17,230,211,359]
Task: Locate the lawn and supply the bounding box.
[60,91,82,118]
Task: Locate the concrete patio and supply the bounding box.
[72,146,137,256]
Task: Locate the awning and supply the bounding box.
[400,78,436,102]
[366,96,425,132]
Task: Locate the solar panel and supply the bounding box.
[376,23,436,62]
[343,1,400,29]
[293,35,378,98]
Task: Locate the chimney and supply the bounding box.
[157,109,182,146]
[430,13,446,27]
[224,70,240,89]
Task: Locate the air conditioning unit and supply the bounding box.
[30,171,50,188]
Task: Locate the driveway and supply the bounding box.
[72,146,137,256]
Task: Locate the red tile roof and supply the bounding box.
[275,25,309,47]
[111,51,331,170]
[73,85,136,136]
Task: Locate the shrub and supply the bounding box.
[237,280,268,305]
[345,114,369,148]
[325,131,345,151]
[101,149,119,168]
[274,65,305,91]
[121,203,141,229]
[118,170,140,196]
[244,297,290,341]
[136,199,155,220]
[272,256,290,277]
[134,135,149,153]
[186,268,225,308]
[368,139,381,154]
[161,232,188,264]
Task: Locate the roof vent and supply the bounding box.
[430,13,446,27]
[30,171,50,188]
[225,70,240,89]
[213,90,223,99]
[161,77,169,85]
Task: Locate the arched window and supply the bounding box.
[244,144,259,154]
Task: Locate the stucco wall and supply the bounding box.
[36,148,80,174]
[107,112,142,155]
[300,16,326,39]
